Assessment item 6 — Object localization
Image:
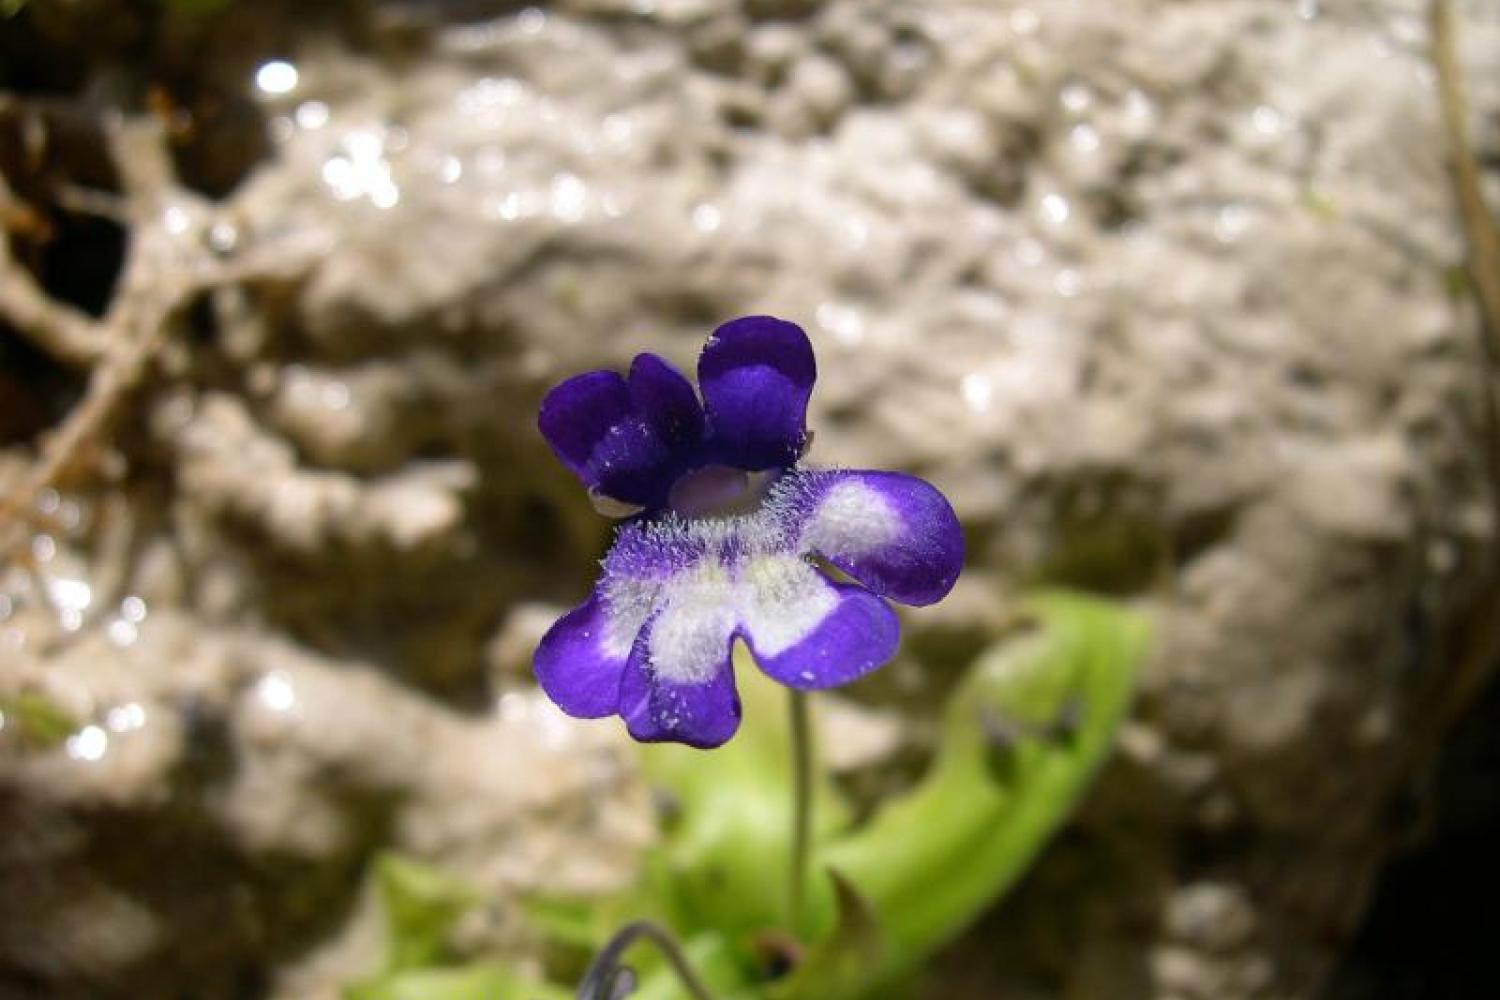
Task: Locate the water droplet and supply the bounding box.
[815,302,866,345]
[1215,204,1251,243]
[31,535,57,562]
[256,672,297,713]
[57,498,83,531]
[1388,14,1424,47]
[321,382,351,411]
[440,155,464,184]
[550,173,588,223]
[208,222,240,255]
[48,578,92,614]
[36,488,61,515]
[369,182,400,210]
[1059,82,1094,114]
[495,191,526,221]
[517,6,546,34]
[120,595,148,624]
[163,206,192,235]
[255,60,300,97]
[1053,268,1083,297]
[691,203,722,234]
[106,702,146,733]
[323,130,400,208]
[295,100,330,130]
[1250,104,1284,136]
[66,724,109,762]
[1124,89,1155,120]
[1068,123,1101,154]
[842,216,870,249]
[602,114,634,146]
[961,372,994,413]
[1040,192,1071,226]
[107,618,139,648]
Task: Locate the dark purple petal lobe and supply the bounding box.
[538,370,633,478]
[534,592,634,719]
[537,364,691,508]
[799,470,964,606]
[698,316,816,470]
[619,622,742,749]
[628,353,704,450]
[747,579,900,690]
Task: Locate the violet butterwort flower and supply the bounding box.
[534,316,963,748]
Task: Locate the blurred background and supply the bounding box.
[1,1,1498,998]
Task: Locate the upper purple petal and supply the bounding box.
[538,361,701,508]
[538,370,633,478]
[628,353,704,450]
[619,619,742,749]
[797,470,964,606]
[698,316,816,471]
[534,591,635,719]
[746,577,900,690]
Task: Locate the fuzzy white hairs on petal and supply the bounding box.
[800,476,900,560]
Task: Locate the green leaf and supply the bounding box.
[372,854,483,974]
[347,856,572,1000]
[346,964,571,1000]
[0,692,79,750]
[612,931,752,1000]
[766,870,880,1000]
[522,894,607,952]
[525,591,1147,1000]
[804,590,1150,996]
[637,659,847,945]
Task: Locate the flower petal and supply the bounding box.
[620,618,742,748]
[538,370,632,477]
[538,368,683,507]
[534,591,636,719]
[798,470,964,606]
[698,316,816,470]
[740,555,900,689]
[628,353,704,450]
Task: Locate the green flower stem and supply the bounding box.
[787,688,813,938]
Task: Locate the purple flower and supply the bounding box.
[534,316,963,748]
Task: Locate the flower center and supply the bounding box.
[669,465,778,519]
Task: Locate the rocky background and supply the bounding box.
[1,1,1498,998]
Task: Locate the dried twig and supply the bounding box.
[0,104,326,560]
[0,118,197,550]
[0,172,109,368]
[1421,0,1500,743]
[1432,0,1500,343]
